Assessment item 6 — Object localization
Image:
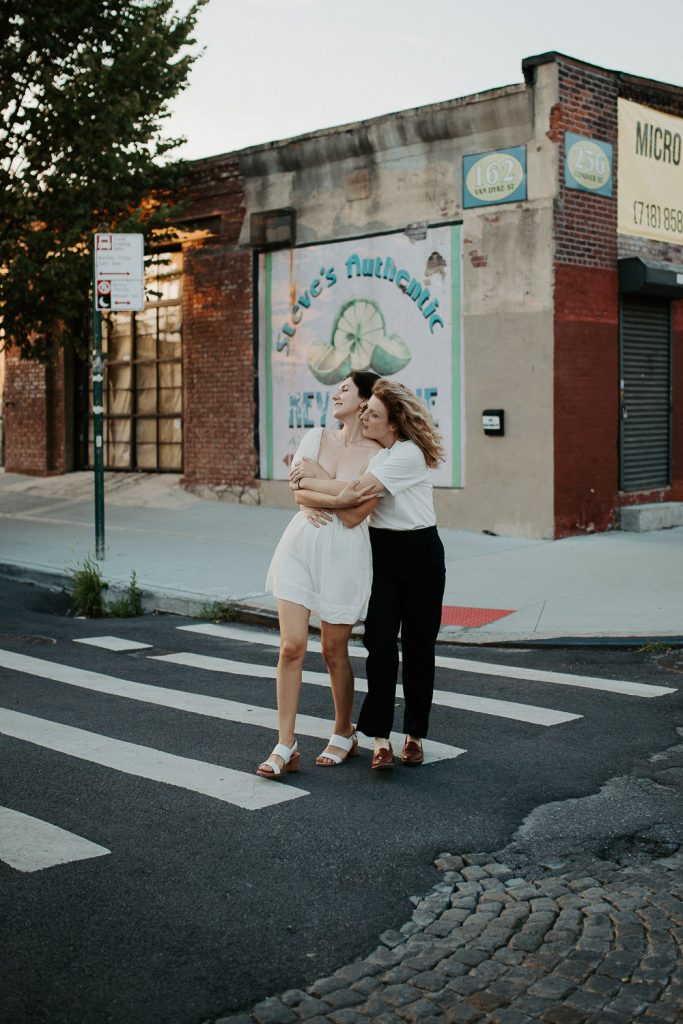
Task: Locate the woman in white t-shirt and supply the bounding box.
[334,379,446,769]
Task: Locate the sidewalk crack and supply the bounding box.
[533,600,547,633]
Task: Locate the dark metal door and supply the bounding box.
[619,296,671,491]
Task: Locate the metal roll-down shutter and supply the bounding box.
[619,296,671,491]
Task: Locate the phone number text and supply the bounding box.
[632,201,683,233]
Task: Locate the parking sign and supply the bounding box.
[94,233,144,311]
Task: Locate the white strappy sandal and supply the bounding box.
[256,740,300,780]
[316,731,359,767]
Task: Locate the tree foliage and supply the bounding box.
[0,0,207,361]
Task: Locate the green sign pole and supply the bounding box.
[92,243,105,560]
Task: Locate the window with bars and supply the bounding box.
[88,252,183,472]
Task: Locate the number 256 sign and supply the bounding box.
[564,133,613,197]
[463,146,527,208]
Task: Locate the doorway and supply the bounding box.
[619,295,671,491]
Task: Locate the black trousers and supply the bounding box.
[357,526,446,740]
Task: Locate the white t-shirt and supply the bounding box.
[367,440,437,530]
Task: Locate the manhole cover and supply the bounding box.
[0,633,57,646]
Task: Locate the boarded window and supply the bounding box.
[88,252,183,472]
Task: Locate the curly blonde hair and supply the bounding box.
[372,379,446,469]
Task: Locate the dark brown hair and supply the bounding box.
[349,370,381,400]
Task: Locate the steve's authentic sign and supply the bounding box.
[258,225,463,488]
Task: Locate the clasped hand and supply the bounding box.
[335,478,382,506]
[289,457,326,490]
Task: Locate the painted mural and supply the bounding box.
[258,224,462,487]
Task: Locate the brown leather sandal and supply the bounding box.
[371,743,394,770]
[401,739,424,765]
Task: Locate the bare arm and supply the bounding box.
[293,469,385,502]
[295,490,379,527]
[334,473,385,507]
[294,488,347,509]
[335,497,380,528]
[291,476,348,496]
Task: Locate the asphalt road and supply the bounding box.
[0,577,681,1024]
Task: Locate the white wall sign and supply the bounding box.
[258,225,463,487]
[462,147,527,208]
[618,99,683,244]
[564,133,613,196]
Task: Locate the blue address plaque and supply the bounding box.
[463,146,527,208]
[564,133,613,196]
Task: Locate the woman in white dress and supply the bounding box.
[257,371,382,779]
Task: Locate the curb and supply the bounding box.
[2,562,683,648]
[3,562,683,649]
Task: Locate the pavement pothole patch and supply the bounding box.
[0,633,57,646]
[656,650,683,673]
[596,829,681,866]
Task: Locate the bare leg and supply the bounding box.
[258,599,309,776]
[317,620,356,765]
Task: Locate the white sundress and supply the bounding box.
[265,428,373,624]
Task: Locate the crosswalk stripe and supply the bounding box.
[0,649,463,765]
[0,805,110,873]
[0,706,307,809]
[153,652,580,727]
[180,622,330,651]
[431,656,678,698]
[179,623,677,698]
[74,636,152,652]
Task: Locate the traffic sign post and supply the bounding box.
[92,233,144,560]
[94,233,145,311]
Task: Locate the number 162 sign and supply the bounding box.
[463,146,527,208]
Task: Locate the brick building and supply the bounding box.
[3,51,683,538]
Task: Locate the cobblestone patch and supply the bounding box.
[216,847,683,1023]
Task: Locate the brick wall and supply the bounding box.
[3,346,69,476]
[553,266,619,536]
[180,155,257,491]
[551,56,683,535]
[4,349,48,474]
[553,61,618,270]
[551,58,620,535]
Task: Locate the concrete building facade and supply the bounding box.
[4,52,683,538]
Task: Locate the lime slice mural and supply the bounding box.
[307,297,412,384]
[332,298,386,361]
[307,339,352,385]
[370,332,411,375]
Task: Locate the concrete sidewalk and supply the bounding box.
[0,469,682,644]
